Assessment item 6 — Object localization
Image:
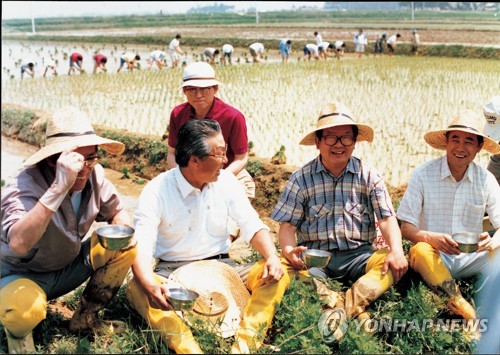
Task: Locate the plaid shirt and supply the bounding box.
[271,156,395,251]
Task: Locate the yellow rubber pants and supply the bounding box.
[409,242,476,320]
[0,231,137,337]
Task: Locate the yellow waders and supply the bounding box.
[410,242,476,320]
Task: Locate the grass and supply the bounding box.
[0,267,482,353]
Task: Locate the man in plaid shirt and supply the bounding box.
[271,102,408,326]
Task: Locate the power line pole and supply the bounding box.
[30,1,36,34]
[411,2,415,22]
[255,1,259,25]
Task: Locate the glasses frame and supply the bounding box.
[322,135,355,147]
[205,144,228,160]
[184,86,214,96]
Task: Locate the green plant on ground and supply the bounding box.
[246,157,264,178]
[120,167,130,179]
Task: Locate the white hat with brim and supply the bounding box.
[23,106,125,167]
[300,102,374,146]
[168,260,250,338]
[483,96,500,141]
[424,109,500,154]
[178,61,221,90]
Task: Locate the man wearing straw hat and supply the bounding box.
[0,106,137,353]
[483,96,500,184]
[166,61,255,202]
[127,119,288,354]
[271,102,408,330]
[397,109,500,321]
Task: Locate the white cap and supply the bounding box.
[483,96,500,141]
[178,62,220,90]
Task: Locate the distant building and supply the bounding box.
[187,3,234,14]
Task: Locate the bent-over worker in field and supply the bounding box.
[248,42,265,63]
[0,106,137,353]
[20,62,35,79]
[166,61,255,202]
[126,119,289,354]
[397,109,500,321]
[271,102,408,339]
[93,53,108,73]
[117,52,141,72]
[147,50,168,70]
[202,47,220,66]
[68,52,83,75]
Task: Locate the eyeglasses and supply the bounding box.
[184,87,214,96]
[322,135,355,146]
[206,144,227,160]
[83,157,99,168]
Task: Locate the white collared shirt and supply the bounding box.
[397,156,500,235]
[134,167,269,262]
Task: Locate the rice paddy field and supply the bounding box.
[2,40,499,186]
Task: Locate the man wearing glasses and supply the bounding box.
[0,106,136,353]
[271,102,407,338]
[166,61,255,201]
[128,119,288,353]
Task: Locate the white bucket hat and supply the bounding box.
[300,102,374,146]
[168,260,250,338]
[178,61,220,90]
[483,96,500,141]
[23,106,125,167]
[424,109,500,154]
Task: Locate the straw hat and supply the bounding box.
[178,61,220,90]
[424,109,500,154]
[169,260,250,338]
[300,102,374,146]
[24,106,124,167]
[483,96,500,141]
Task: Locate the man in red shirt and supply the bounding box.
[167,61,255,200]
[68,52,83,75]
[93,54,108,73]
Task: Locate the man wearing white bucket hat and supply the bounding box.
[0,106,137,353]
[128,119,288,353]
[398,109,500,321]
[483,96,500,184]
[167,61,255,201]
[272,102,408,331]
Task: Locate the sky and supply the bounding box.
[1,1,326,20]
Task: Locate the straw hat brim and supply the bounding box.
[170,260,250,337]
[23,135,125,167]
[424,128,500,154]
[300,119,374,146]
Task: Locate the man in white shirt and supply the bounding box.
[398,110,500,321]
[168,34,184,68]
[354,29,367,58]
[221,43,234,65]
[314,31,322,46]
[333,40,346,60]
[303,43,320,61]
[248,42,265,63]
[202,47,220,65]
[117,52,140,73]
[147,50,167,70]
[318,41,334,60]
[387,33,401,56]
[127,119,288,354]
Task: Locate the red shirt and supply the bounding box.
[93,54,107,64]
[70,52,82,62]
[168,97,248,168]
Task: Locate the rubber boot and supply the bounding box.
[231,257,292,354]
[126,276,202,354]
[69,232,137,333]
[344,248,393,319]
[410,242,476,320]
[5,329,35,354]
[313,278,344,309]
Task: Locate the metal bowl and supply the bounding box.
[96,225,135,251]
[452,232,480,253]
[302,249,333,268]
[167,288,199,312]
